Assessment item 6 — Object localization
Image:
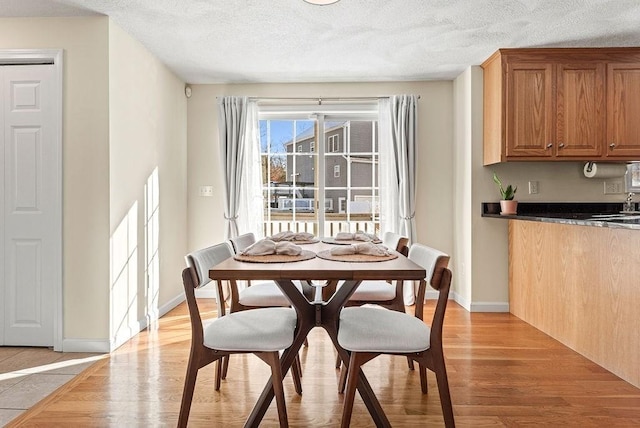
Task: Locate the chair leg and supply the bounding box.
[419,363,428,394]
[221,355,229,379]
[335,353,342,369]
[291,354,303,395]
[340,352,363,428]
[263,352,289,428]
[178,355,202,428]
[295,353,303,377]
[407,356,415,370]
[215,358,222,391]
[433,355,454,428]
[338,363,348,394]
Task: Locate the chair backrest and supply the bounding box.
[182,267,205,343]
[382,231,409,256]
[408,243,450,321]
[185,241,234,287]
[229,232,256,254]
[430,267,452,349]
[407,243,450,290]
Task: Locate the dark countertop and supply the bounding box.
[482,202,640,230]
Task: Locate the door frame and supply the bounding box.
[0,49,63,351]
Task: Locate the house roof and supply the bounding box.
[283,121,346,147]
[3,0,640,84]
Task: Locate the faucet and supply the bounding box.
[623,192,636,212]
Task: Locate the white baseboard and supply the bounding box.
[61,338,110,353]
[424,290,509,313]
[424,289,439,300]
[194,288,217,298]
[62,292,188,353]
[469,301,510,312]
[450,290,470,310]
[158,292,186,317]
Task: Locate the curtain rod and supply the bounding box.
[247,95,420,105]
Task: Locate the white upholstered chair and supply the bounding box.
[335,231,410,370]
[185,241,302,393]
[344,231,410,311]
[228,232,304,310]
[337,243,454,427]
[178,267,295,428]
[230,232,310,364]
[337,242,450,381]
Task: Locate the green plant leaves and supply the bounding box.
[493,172,517,200]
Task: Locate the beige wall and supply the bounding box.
[0,17,111,341]
[186,82,455,260]
[108,22,187,347]
[452,68,474,306]
[0,17,187,350]
[454,65,625,311]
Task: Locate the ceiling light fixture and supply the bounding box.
[304,0,340,5]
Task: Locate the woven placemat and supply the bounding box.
[321,237,382,245]
[316,250,398,263]
[271,238,319,245]
[234,250,316,263]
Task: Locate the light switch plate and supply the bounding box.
[199,185,214,197]
[528,181,539,194]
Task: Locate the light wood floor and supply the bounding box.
[8,300,640,427]
[0,347,102,425]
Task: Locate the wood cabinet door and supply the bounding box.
[505,62,554,158]
[607,63,640,158]
[556,62,605,158]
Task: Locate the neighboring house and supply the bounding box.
[283,121,377,214]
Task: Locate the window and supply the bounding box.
[259,105,379,237]
[328,135,339,152]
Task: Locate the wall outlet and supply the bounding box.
[603,180,623,194]
[199,185,214,197]
[528,180,539,194]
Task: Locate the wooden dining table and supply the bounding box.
[209,240,426,427]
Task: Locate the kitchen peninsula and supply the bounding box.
[484,202,640,388]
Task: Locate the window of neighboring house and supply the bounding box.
[328,135,339,152]
[259,106,379,237]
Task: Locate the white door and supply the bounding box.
[1,64,60,346]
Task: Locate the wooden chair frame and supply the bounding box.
[340,267,455,428]
[337,247,450,385]
[342,235,409,311]
[178,267,289,428]
[185,244,303,394]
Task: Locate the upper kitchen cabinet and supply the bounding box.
[482,48,640,165]
[607,63,640,157]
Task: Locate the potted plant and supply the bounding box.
[493,172,518,215]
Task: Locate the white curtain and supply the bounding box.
[378,94,418,304]
[378,98,398,237]
[237,101,264,238]
[218,97,263,239]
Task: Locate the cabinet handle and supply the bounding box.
[609,143,616,149]
[546,143,553,148]
[558,143,565,148]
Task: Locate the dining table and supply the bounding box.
[209,240,426,427]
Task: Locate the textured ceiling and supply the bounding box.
[3,0,640,83]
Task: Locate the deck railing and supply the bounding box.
[262,213,380,237]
